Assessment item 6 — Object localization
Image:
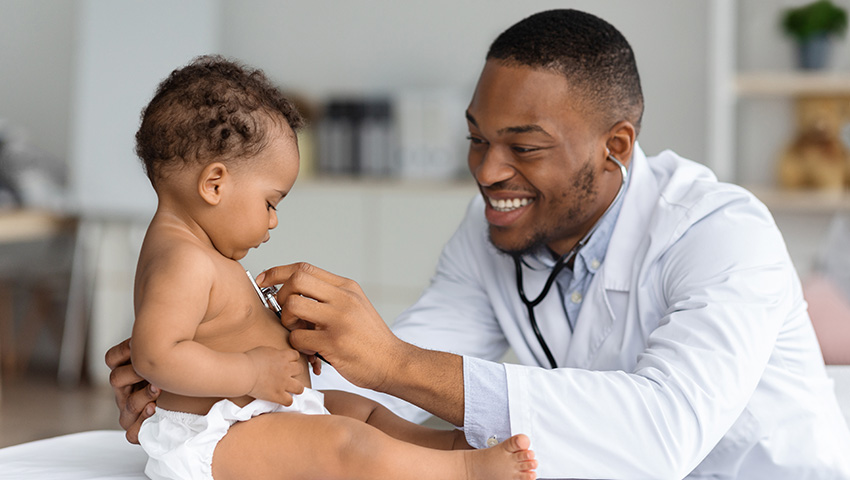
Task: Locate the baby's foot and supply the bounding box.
[464,434,537,480]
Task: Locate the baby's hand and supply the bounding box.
[244,347,306,405]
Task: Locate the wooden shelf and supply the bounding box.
[736,72,850,97]
[0,210,74,243]
[295,176,477,193]
[746,186,850,213]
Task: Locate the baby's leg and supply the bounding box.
[212,412,536,480]
[322,389,469,450]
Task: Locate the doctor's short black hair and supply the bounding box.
[135,54,303,187]
[487,9,644,135]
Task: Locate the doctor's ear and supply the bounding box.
[198,162,229,206]
[604,120,636,170]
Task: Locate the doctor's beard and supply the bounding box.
[489,160,599,259]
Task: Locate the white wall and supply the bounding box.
[68,0,221,217]
[0,0,76,162]
[220,0,710,165]
[0,0,712,211]
[0,0,712,212]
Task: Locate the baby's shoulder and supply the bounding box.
[138,227,217,280]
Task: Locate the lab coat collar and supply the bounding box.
[522,144,654,292]
[560,145,654,367]
[599,144,654,293]
[518,148,635,275]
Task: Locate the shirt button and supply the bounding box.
[571,291,583,304]
[591,259,601,270]
[486,435,499,447]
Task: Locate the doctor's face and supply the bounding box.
[466,60,623,257]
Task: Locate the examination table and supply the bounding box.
[1,366,848,479]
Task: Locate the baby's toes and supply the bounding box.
[505,433,531,453]
[517,458,538,472]
[514,471,536,480]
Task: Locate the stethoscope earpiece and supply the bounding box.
[607,154,628,180]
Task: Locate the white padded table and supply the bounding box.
[0,430,146,479]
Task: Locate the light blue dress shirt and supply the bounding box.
[463,175,627,447]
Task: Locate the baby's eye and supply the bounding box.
[267,202,277,211]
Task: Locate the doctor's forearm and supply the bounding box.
[378,342,465,426]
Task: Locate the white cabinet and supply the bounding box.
[241,178,478,323]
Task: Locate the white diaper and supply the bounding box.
[138,388,330,480]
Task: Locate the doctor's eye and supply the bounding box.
[466,135,487,146]
[511,145,541,154]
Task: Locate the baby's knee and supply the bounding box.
[311,416,364,477]
[324,416,359,452]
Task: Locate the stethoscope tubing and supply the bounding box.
[513,155,629,369]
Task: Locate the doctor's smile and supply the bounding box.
[481,190,535,227]
[487,195,533,213]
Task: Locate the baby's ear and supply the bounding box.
[198,162,228,206]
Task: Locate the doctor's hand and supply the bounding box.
[256,263,404,392]
[104,338,160,444]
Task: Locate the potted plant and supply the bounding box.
[782,0,848,69]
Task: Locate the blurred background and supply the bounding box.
[1,0,849,447]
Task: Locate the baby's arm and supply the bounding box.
[321,390,471,450]
[131,246,301,403]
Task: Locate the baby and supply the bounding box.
[129,55,537,480]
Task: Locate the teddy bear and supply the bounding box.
[778,96,850,191]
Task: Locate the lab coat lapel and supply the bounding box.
[565,146,656,368]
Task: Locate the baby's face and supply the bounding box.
[214,123,300,260]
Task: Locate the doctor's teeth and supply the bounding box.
[490,197,531,212]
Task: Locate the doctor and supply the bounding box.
[108,9,850,479]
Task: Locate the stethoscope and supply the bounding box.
[512,153,629,369]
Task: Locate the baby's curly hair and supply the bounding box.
[135,55,303,186]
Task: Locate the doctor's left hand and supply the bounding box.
[256,263,405,392]
[105,338,160,444]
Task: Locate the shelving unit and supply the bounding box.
[733,71,850,212]
[735,72,850,212]
[747,186,850,213]
[707,1,850,215]
[706,1,850,274]
[736,72,850,97]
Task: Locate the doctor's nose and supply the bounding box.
[471,148,516,187]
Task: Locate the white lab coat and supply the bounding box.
[383,146,850,479]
